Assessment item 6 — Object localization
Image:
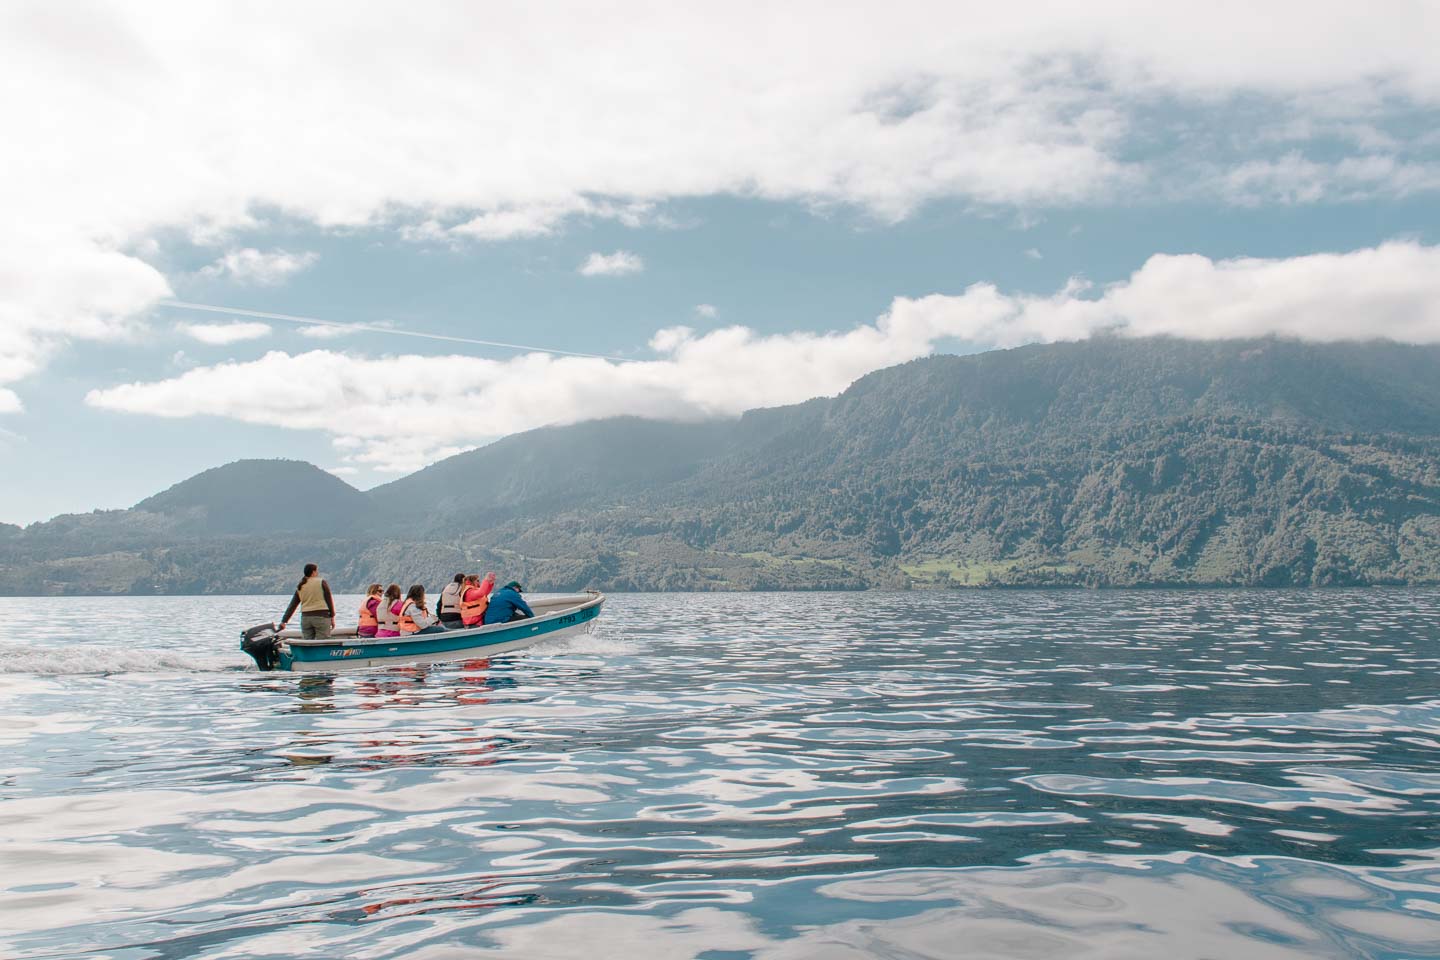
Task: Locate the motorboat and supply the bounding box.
[241,591,604,672]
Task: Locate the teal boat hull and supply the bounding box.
[243,593,604,673]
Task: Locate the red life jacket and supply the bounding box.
[459,586,489,626]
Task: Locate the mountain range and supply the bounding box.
[4,336,1439,594]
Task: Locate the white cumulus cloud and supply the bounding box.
[1220,153,1440,206]
[85,242,1440,472]
[579,251,645,277]
[176,321,272,345]
[5,2,1440,409]
[297,324,358,339]
[881,241,1440,348]
[0,235,171,414]
[449,206,574,241]
[199,248,319,286]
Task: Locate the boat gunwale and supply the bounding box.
[282,592,605,648]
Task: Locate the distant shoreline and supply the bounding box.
[5,583,1438,599]
[7,341,1439,595]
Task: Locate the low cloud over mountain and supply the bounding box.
[86,243,1440,473]
[13,338,1440,594]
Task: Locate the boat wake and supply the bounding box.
[533,628,639,657]
[0,641,249,676]
[0,633,635,677]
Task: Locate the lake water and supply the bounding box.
[3,590,1440,959]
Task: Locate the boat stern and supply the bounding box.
[240,622,285,671]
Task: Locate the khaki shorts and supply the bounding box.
[300,612,333,640]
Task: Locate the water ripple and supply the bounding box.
[2,589,1440,958]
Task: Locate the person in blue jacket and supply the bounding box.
[483,581,534,624]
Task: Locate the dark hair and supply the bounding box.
[406,584,426,604]
[366,583,382,596]
[297,562,318,591]
[384,583,402,602]
[453,573,465,584]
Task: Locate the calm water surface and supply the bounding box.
[2,591,1440,958]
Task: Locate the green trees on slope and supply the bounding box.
[3,337,1439,593]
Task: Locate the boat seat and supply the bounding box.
[278,625,360,640]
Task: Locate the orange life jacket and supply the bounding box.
[398,599,421,634]
[459,586,489,626]
[358,596,380,631]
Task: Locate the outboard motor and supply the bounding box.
[241,622,282,671]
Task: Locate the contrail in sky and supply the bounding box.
[159,300,631,361]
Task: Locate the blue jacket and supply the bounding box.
[483,587,534,625]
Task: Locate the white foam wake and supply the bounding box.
[0,642,249,676]
[533,629,640,657]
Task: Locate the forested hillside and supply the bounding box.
[135,459,372,535]
[4,336,1439,594]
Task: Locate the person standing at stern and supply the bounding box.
[279,563,335,639]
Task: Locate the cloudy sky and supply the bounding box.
[3,1,1439,524]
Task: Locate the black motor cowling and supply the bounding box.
[241,623,282,671]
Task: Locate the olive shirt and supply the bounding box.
[281,578,335,624]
